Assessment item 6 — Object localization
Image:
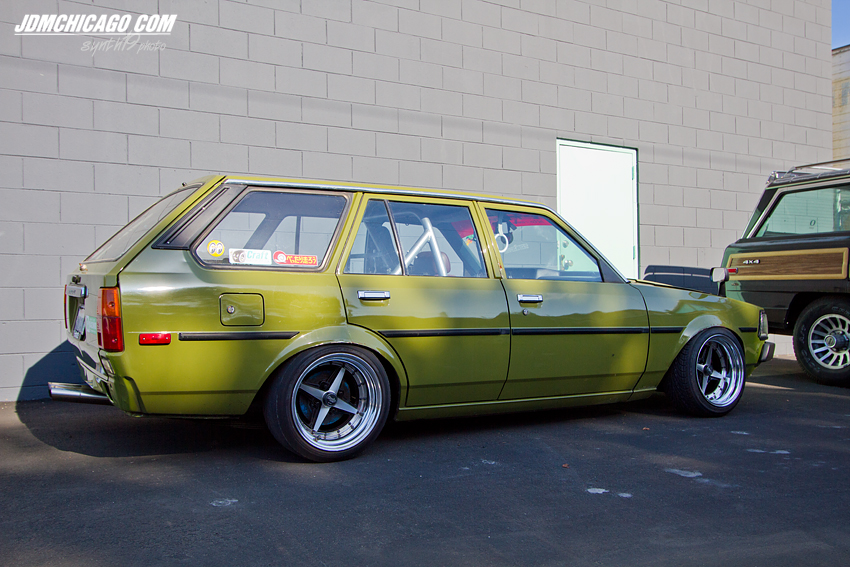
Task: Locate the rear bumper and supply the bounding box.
[760,341,775,363]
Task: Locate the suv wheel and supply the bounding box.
[794,297,850,385]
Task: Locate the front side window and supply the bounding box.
[485,209,602,282]
[755,185,850,237]
[344,199,488,278]
[195,190,348,268]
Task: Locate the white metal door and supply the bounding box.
[556,140,638,279]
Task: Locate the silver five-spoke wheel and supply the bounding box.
[666,328,746,416]
[264,346,391,462]
[291,352,384,453]
[694,333,745,409]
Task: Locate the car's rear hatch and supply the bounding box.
[57,177,224,402]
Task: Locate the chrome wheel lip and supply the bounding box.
[291,352,382,453]
[694,333,745,408]
[808,313,850,370]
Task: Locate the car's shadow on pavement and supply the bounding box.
[12,399,307,462]
[12,358,841,464]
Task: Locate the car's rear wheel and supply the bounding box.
[793,298,850,385]
[666,328,746,416]
[264,345,391,462]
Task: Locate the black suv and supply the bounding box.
[715,159,850,384]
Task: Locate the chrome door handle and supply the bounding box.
[517,294,543,303]
[358,290,391,300]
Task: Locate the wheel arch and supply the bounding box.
[657,318,747,392]
[247,325,407,420]
[785,292,828,331]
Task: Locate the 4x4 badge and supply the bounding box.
[742,259,760,265]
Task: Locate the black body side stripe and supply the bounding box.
[179,332,299,341]
[511,327,649,336]
[650,327,685,334]
[378,329,511,338]
[738,327,758,333]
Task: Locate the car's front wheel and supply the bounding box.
[666,328,746,416]
[793,297,850,385]
[264,345,391,462]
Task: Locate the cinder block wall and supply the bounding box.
[0,0,832,400]
[835,45,850,159]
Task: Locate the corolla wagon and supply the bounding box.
[54,175,774,461]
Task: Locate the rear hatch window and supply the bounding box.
[85,186,198,263]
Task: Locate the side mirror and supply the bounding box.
[711,267,729,283]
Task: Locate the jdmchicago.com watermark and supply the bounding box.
[14,13,176,55]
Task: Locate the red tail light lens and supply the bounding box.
[98,287,124,352]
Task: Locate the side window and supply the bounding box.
[196,190,347,268]
[755,185,850,237]
[344,200,402,275]
[387,201,487,278]
[485,209,602,282]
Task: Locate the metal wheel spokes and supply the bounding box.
[292,353,383,452]
[808,313,850,369]
[694,334,745,408]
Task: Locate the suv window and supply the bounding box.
[196,190,348,268]
[86,186,197,263]
[755,185,850,237]
[485,209,602,282]
[345,200,488,278]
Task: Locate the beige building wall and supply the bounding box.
[0,0,834,399]
[835,44,850,160]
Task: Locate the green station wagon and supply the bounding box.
[54,175,774,461]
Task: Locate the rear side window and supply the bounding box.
[86,186,198,263]
[345,199,487,278]
[195,190,348,269]
[755,185,850,237]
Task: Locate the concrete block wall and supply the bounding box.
[835,45,850,159]
[0,0,833,399]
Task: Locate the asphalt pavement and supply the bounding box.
[1,357,849,566]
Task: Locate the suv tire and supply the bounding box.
[793,297,850,385]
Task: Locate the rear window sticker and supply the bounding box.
[229,249,272,265]
[273,251,319,266]
[207,240,225,257]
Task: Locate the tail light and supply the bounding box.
[64,285,68,330]
[98,287,124,352]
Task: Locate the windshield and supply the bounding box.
[85,186,198,262]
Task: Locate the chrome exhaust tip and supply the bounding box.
[48,383,112,405]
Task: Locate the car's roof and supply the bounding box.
[215,174,546,209]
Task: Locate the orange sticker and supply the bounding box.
[273,251,318,266]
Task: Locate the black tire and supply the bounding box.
[793,297,850,385]
[263,345,391,462]
[665,328,746,417]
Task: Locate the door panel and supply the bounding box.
[339,275,510,406]
[500,279,649,399]
[482,206,649,399]
[339,197,510,407]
